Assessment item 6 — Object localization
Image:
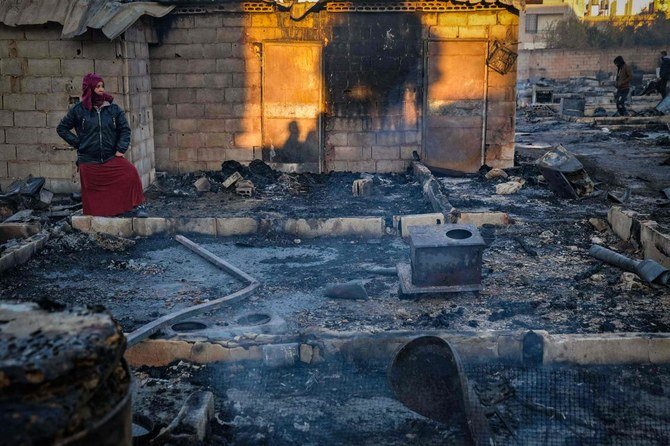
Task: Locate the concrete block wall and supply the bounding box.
[151,8,519,174]
[518,46,666,81]
[118,21,157,188]
[149,13,261,172]
[0,22,154,193]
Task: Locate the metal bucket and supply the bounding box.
[388,336,492,446]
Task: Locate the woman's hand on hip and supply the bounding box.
[115,151,124,157]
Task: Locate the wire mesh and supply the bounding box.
[466,363,670,446]
[204,360,670,445]
[487,40,518,75]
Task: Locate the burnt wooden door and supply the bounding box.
[423,40,487,173]
[262,42,323,173]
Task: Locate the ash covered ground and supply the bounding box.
[2,111,670,445]
[143,160,431,218]
[132,359,670,445]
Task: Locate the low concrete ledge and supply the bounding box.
[72,215,385,239]
[280,217,385,238]
[457,212,512,227]
[608,206,670,268]
[0,232,49,274]
[124,330,670,368]
[393,213,445,237]
[0,222,41,242]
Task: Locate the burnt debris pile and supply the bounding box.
[0,302,130,445]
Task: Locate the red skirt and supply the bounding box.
[79,157,144,217]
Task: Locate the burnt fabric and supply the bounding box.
[79,156,144,216]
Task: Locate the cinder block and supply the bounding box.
[437,12,468,26]
[497,11,519,25]
[458,26,487,38]
[215,58,245,73]
[216,217,258,236]
[0,111,13,127]
[607,206,636,241]
[170,118,198,132]
[496,334,524,363]
[282,217,384,238]
[429,26,459,39]
[71,215,92,232]
[171,217,217,235]
[397,213,445,237]
[49,40,84,58]
[198,119,226,132]
[125,340,194,368]
[0,144,16,161]
[27,59,61,76]
[90,217,134,237]
[20,77,52,93]
[1,59,24,76]
[457,212,511,227]
[649,337,670,364]
[133,217,168,236]
[0,222,41,240]
[82,42,117,59]
[13,111,46,127]
[197,147,225,161]
[333,146,362,161]
[640,221,670,268]
[187,28,217,43]
[0,25,25,39]
[12,241,36,265]
[371,145,400,160]
[233,132,260,147]
[375,160,407,173]
[190,342,229,363]
[347,132,375,146]
[205,133,236,148]
[35,93,69,111]
[40,162,75,179]
[468,12,498,26]
[16,41,49,58]
[544,335,650,365]
[0,250,17,273]
[176,104,204,119]
[346,160,376,172]
[151,74,177,89]
[3,94,36,111]
[8,161,39,178]
[225,148,254,161]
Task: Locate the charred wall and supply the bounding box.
[325,14,422,172]
[147,7,519,174]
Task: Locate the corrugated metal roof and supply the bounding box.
[154,0,525,10]
[0,0,174,39]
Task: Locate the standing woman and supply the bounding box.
[57,73,146,217]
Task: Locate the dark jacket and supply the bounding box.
[660,56,670,80]
[615,63,633,90]
[56,101,131,164]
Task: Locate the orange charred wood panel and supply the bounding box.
[424,40,487,174]
[262,42,322,167]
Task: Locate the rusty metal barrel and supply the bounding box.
[0,302,131,446]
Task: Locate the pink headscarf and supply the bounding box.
[81,73,114,111]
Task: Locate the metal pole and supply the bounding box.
[126,235,260,347]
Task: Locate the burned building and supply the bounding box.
[0,0,520,192]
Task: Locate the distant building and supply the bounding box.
[519,0,666,49]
